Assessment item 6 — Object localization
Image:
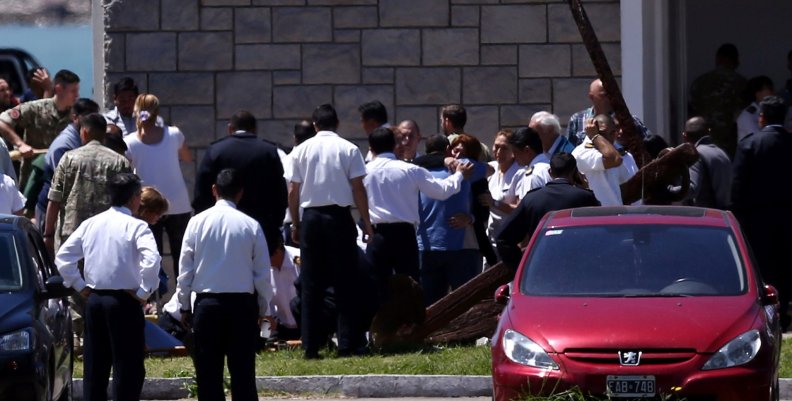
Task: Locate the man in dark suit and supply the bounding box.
[681,116,732,209]
[731,95,792,330]
[193,110,287,254]
[495,153,600,270]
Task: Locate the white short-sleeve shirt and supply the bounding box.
[572,138,638,206]
[506,154,552,201]
[289,131,367,208]
[0,174,25,214]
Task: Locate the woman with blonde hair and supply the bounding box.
[124,94,193,294]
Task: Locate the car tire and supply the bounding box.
[772,376,780,401]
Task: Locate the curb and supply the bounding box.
[73,376,792,400]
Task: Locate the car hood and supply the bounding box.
[0,292,34,334]
[505,295,761,353]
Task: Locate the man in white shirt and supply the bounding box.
[503,127,551,207]
[177,168,273,401]
[55,173,161,401]
[0,173,25,215]
[571,114,639,206]
[269,244,301,341]
[364,127,472,294]
[288,104,373,359]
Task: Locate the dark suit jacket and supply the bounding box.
[495,178,600,270]
[193,132,287,250]
[731,125,792,216]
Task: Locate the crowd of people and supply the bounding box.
[0,42,790,401]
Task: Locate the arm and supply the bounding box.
[176,220,196,311]
[0,120,30,156]
[175,128,193,163]
[415,167,463,201]
[585,119,622,168]
[350,176,374,243]
[54,224,87,292]
[252,225,274,317]
[288,181,301,244]
[192,148,214,214]
[135,226,162,301]
[43,200,60,254]
[495,200,532,270]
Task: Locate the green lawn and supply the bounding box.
[73,336,792,379]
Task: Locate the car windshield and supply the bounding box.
[520,224,746,297]
[0,233,23,292]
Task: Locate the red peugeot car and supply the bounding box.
[492,206,781,401]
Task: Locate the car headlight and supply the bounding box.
[0,329,30,352]
[702,329,761,370]
[502,329,558,370]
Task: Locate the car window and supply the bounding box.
[520,224,746,297]
[27,233,47,290]
[0,233,24,291]
[0,56,24,95]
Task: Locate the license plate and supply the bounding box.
[606,375,656,397]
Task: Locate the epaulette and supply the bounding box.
[585,142,594,149]
[739,132,754,141]
[617,147,627,156]
[746,105,757,113]
[524,166,534,176]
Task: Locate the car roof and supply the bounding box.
[0,214,26,230]
[544,206,732,229]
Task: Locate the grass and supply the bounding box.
[73,344,492,379]
[73,335,792,380]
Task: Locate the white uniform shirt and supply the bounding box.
[289,131,367,208]
[0,174,25,214]
[365,152,463,225]
[270,246,300,328]
[177,199,273,316]
[486,160,519,235]
[55,206,161,300]
[572,138,638,206]
[507,154,552,201]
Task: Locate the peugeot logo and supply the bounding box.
[618,351,642,366]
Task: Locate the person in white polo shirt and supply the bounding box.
[288,104,374,359]
[571,114,638,206]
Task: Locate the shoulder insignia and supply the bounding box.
[293,256,301,266]
[8,108,20,120]
[584,142,594,149]
[524,166,534,176]
[746,105,757,113]
[618,147,627,156]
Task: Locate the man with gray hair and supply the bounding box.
[530,111,575,159]
[395,119,422,162]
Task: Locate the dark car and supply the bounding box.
[0,48,40,98]
[492,206,781,401]
[0,215,73,401]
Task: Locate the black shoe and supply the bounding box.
[337,346,371,357]
[304,351,323,360]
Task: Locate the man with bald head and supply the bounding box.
[395,120,422,162]
[566,79,651,146]
[681,117,731,209]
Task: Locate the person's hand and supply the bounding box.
[444,157,458,172]
[127,290,146,305]
[180,310,192,330]
[17,142,33,158]
[478,193,493,207]
[448,213,472,229]
[259,315,278,331]
[43,235,54,256]
[79,287,91,299]
[361,221,374,244]
[290,224,300,245]
[32,68,53,95]
[455,160,474,179]
[584,118,600,140]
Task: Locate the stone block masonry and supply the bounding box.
[101,0,621,197]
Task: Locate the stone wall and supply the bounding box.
[102,0,621,193]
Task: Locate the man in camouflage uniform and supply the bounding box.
[689,43,747,157]
[43,113,132,253]
[0,70,80,188]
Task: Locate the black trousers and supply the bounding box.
[151,212,191,274]
[366,222,419,295]
[83,290,145,401]
[300,205,363,354]
[193,293,259,401]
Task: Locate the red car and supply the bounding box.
[492,206,781,401]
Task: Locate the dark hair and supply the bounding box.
[103,131,128,155]
[293,120,316,145]
[79,113,107,142]
[54,69,80,86]
[684,116,709,142]
[369,127,396,155]
[759,96,787,125]
[450,134,482,160]
[509,127,543,155]
[230,110,256,133]
[642,134,669,159]
[108,173,142,207]
[744,76,774,104]
[312,104,339,131]
[549,153,578,178]
[72,98,99,117]
[425,133,449,154]
[358,100,388,125]
[441,104,467,129]
[716,43,739,65]
[215,168,243,199]
[113,77,139,96]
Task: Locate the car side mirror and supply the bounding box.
[495,284,511,305]
[44,276,74,299]
[763,284,779,306]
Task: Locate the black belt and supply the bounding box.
[373,222,414,229]
[91,289,132,295]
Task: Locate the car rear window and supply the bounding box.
[0,234,23,291]
[520,224,746,297]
